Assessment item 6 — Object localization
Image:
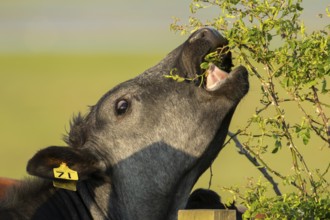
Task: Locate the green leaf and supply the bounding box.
[300,21,305,35]
[272,139,282,154]
[305,79,317,88]
[200,62,210,70]
[176,77,186,83]
[302,129,311,145]
[321,79,328,94]
[249,14,253,23]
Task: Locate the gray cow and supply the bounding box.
[0,28,249,220]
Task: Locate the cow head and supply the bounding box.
[27,28,249,219]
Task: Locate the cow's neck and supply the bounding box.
[105,180,171,220]
[103,151,196,220]
[79,179,172,220]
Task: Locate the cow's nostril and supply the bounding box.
[200,30,207,39]
[189,28,227,47]
[189,29,208,43]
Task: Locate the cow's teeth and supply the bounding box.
[206,63,228,91]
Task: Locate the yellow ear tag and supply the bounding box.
[53,163,79,180]
[52,163,79,191]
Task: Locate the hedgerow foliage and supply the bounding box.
[171,0,329,219]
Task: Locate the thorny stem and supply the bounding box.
[268,63,319,197]
[263,62,308,194]
[242,53,320,197]
[256,98,295,114]
[305,98,330,108]
[239,133,273,138]
[208,162,213,189]
[321,163,330,178]
[311,86,330,145]
[255,102,271,114]
[292,92,329,144]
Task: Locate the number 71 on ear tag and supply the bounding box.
[53,163,79,181]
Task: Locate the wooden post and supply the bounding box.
[178,210,236,220]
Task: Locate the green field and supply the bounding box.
[0,53,164,176]
[0,54,328,200]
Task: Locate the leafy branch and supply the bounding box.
[172,0,330,217]
[226,131,282,196]
[164,50,228,86]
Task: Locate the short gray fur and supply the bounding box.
[0,28,249,220]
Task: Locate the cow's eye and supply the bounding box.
[116,99,129,115]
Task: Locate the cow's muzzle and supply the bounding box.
[186,28,233,88]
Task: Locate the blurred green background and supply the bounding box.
[0,0,329,200]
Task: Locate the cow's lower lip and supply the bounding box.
[205,63,229,91]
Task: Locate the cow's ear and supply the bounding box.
[27,146,105,181]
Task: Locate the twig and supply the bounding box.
[256,102,271,114]
[292,92,329,144]
[311,86,330,145]
[208,162,213,189]
[247,57,308,195]
[228,131,282,196]
[321,163,330,178]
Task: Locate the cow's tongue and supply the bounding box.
[205,63,229,91]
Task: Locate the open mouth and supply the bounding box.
[168,28,237,90]
[205,63,229,91]
[200,49,232,91]
[176,28,249,99]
